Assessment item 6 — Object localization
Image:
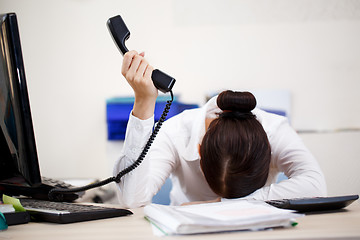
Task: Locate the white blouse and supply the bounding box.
[113,96,327,208]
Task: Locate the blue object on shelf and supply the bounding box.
[106,96,198,140]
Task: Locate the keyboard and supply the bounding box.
[20,198,132,224]
[266,195,359,213]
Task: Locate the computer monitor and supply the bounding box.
[0,13,42,189]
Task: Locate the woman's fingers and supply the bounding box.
[121,50,138,77]
[135,58,149,82]
[126,55,142,80]
[121,50,156,94]
[123,52,151,86]
[144,64,154,82]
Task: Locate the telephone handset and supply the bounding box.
[48,15,175,201]
[107,15,175,93]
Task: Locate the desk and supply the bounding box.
[2,202,360,240]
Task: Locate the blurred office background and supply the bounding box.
[1,0,359,199]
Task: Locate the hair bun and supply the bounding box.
[217,90,256,112]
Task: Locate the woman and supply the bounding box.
[114,51,327,208]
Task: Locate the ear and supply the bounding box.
[197,144,201,157]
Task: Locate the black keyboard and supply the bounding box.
[20,198,132,224]
[266,195,359,212]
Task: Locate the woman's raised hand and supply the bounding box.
[121,50,158,120]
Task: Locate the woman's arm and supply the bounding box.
[113,51,176,208]
[113,115,177,208]
[246,114,327,200]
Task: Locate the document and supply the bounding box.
[144,200,303,235]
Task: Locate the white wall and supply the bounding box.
[300,131,360,196]
[1,0,360,194]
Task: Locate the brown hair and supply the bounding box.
[200,90,271,198]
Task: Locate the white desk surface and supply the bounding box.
[2,202,360,240]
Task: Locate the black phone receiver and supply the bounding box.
[107,15,175,93]
[107,15,130,55]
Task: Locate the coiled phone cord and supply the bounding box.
[48,91,174,201]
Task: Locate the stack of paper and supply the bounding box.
[144,200,303,235]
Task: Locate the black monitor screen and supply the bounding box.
[0,13,41,187]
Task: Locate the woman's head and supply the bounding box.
[199,90,271,199]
